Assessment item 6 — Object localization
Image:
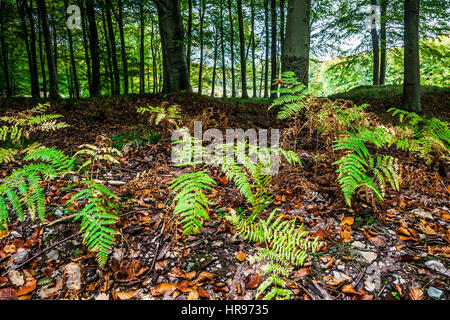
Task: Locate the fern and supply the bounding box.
[169,170,216,235]
[65,180,119,265]
[138,103,181,128]
[227,209,322,300]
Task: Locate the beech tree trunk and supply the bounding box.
[36,0,59,99]
[282,0,311,86]
[237,0,248,98]
[139,2,145,94]
[154,0,191,93]
[0,0,11,97]
[220,0,226,98]
[379,0,387,85]
[227,0,236,97]
[370,0,380,85]
[263,0,269,98]
[117,0,128,94]
[198,0,206,95]
[269,0,277,98]
[85,0,101,97]
[402,0,421,113]
[186,0,192,77]
[105,0,120,95]
[64,0,79,98]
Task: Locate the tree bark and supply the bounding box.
[105,0,120,95]
[402,0,421,113]
[198,0,206,95]
[154,0,191,93]
[139,2,145,94]
[25,0,39,97]
[220,0,226,98]
[263,0,269,98]
[64,0,79,98]
[117,0,128,94]
[79,0,91,94]
[186,0,192,77]
[211,30,218,98]
[36,0,59,99]
[0,0,11,97]
[227,0,236,97]
[237,0,248,98]
[370,0,380,85]
[379,0,387,85]
[251,0,256,98]
[85,0,101,97]
[37,8,46,98]
[100,9,112,95]
[269,0,278,98]
[281,0,311,87]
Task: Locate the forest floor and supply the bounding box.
[0,90,448,301]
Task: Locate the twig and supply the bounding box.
[1,232,80,277]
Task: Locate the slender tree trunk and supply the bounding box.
[227,0,236,97]
[117,0,128,94]
[25,0,39,97]
[105,0,119,95]
[51,4,57,72]
[85,0,101,97]
[264,0,269,98]
[0,0,11,97]
[280,0,285,57]
[220,0,226,98]
[80,0,91,94]
[17,0,35,97]
[251,0,256,98]
[139,2,145,94]
[101,9,112,95]
[370,0,380,85]
[186,0,192,76]
[237,0,248,98]
[211,30,218,98]
[402,0,421,113]
[154,0,191,93]
[270,0,278,98]
[64,0,79,98]
[36,0,59,99]
[282,0,311,86]
[198,0,206,95]
[151,17,157,94]
[379,0,387,85]
[37,10,46,98]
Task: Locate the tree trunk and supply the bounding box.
[117,0,128,94]
[64,0,79,98]
[198,0,206,95]
[25,0,39,97]
[227,0,236,97]
[269,0,278,98]
[154,0,191,93]
[37,9,46,98]
[105,0,120,95]
[402,0,421,113]
[220,0,226,98]
[282,0,311,87]
[251,0,256,98]
[85,0,101,97]
[36,0,59,99]
[51,4,57,72]
[280,0,285,58]
[237,0,248,98]
[186,0,192,76]
[101,9,112,95]
[370,0,380,85]
[379,0,387,85]
[264,0,269,98]
[151,17,157,93]
[0,0,11,97]
[139,2,145,94]
[79,0,91,94]
[211,30,218,98]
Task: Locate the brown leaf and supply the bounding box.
[236,251,246,262]
[408,287,424,300]
[341,284,358,295]
[150,283,177,296]
[0,288,18,300]
[195,271,217,284]
[186,288,199,300]
[293,268,311,278]
[17,278,36,296]
[112,290,138,300]
[340,217,354,226]
[245,274,260,289]
[198,287,212,299]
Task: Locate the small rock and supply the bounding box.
[427,286,444,300]
[352,241,366,249]
[11,248,30,265]
[360,251,377,264]
[425,260,450,277]
[64,263,82,291]
[212,240,223,247]
[46,249,59,261]
[55,208,65,218]
[186,262,195,272]
[411,208,433,220]
[10,231,22,238]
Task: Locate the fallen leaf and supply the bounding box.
[4,244,16,254]
[408,287,424,300]
[340,217,354,226]
[112,290,137,300]
[195,271,217,284]
[17,278,36,296]
[245,274,260,289]
[293,268,311,278]
[0,288,17,300]
[150,283,177,296]
[236,251,246,262]
[341,284,358,294]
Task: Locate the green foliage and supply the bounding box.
[388,108,450,163]
[269,72,309,120]
[333,131,401,206]
[65,180,119,265]
[169,170,216,235]
[138,103,181,128]
[227,209,322,300]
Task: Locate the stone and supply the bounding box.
[11,248,30,265]
[352,241,366,250]
[427,286,444,300]
[46,249,59,261]
[360,251,377,264]
[364,262,382,292]
[425,260,450,277]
